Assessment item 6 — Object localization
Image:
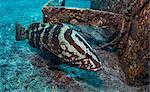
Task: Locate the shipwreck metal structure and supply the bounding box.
[42,0,150,86]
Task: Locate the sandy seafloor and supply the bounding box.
[0,0,149,92]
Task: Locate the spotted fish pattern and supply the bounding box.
[16,23,102,71]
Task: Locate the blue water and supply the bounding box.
[0,0,47,25]
[0,0,50,91]
[65,0,91,8]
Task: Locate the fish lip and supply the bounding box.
[89,67,103,72]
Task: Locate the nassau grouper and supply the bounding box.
[15,22,102,71]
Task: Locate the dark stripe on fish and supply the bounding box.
[42,25,53,49]
[34,24,45,48]
[26,29,29,39]
[51,24,63,53]
[43,25,53,44]
[29,31,36,48]
[75,34,99,59]
[29,23,40,30]
[64,29,85,55]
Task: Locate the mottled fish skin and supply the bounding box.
[26,23,102,71]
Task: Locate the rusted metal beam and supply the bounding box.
[42,6,125,32]
[90,0,150,16]
[124,0,150,18]
[42,0,150,87]
[118,1,150,86]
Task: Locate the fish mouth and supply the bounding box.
[89,67,103,72]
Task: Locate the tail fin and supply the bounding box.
[15,22,28,41]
